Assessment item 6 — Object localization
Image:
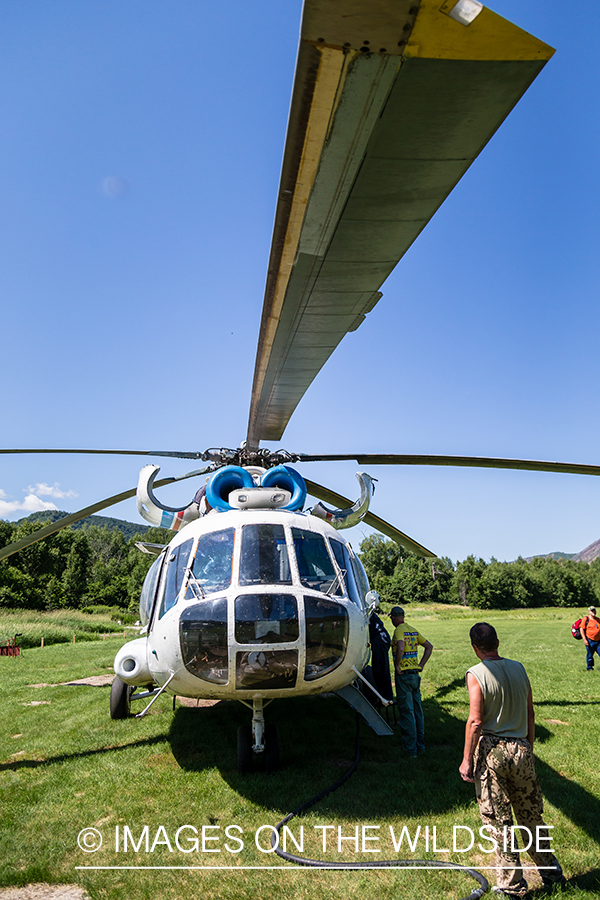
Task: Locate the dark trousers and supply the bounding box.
[394,670,425,755]
[586,639,600,670]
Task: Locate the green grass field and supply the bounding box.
[0,608,132,650]
[1,605,599,900]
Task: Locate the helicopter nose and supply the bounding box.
[179,593,350,690]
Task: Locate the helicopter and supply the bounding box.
[111,460,389,772]
[5,0,593,770]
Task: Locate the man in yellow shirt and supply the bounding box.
[390,606,432,758]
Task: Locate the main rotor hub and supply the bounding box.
[201,447,302,469]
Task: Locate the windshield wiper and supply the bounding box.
[185,566,205,600]
[326,568,346,596]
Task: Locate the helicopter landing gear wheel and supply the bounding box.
[110,676,133,719]
[237,724,253,774]
[263,723,279,772]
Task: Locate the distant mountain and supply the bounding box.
[524,551,576,562]
[525,540,600,564]
[18,510,153,541]
[572,539,600,563]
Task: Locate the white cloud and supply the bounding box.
[0,497,23,517]
[1,494,57,516]
[20,494,59,513]
[0,482,76,519]
[28,482,78,500]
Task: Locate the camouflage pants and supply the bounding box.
[474,735,561,897]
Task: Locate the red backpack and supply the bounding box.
[572,617,586,640]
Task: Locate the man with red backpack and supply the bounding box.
[579,606,600,671]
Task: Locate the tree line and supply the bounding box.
[2,520,598,612]
[358,535,599,609]
[0,519,170,612]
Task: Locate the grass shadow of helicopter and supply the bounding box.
[166,696,514,813]
[167,692,600,855]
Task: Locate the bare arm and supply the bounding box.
[527,683,535,748]
[394,639,404,674]
[419,640,433,670]
[459,673,483,783]
[580,618,588,645]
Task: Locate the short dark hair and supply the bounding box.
[470,622,498,652]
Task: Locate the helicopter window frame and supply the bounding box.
[234,592,299,644]
[157,538,195,620]
[150,548,171,630]
[238,522,292,587]
[180,597,229,685]
[139,549,167,627]
[349,547,370,608]
[186,527,236,598]
[303,594,349,681]
[328,538,362,607]
[235,648,299,691]
[290,527,341,595]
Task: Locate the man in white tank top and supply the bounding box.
[459,622,565,898]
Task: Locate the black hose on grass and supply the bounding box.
[270,715,488,900]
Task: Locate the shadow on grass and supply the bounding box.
[167,693,600,849]
[529,868,600,897]
[534,699,599,707]
[0,734,166,772]
[167,695,484,816]
[535,756,600,844]
[433,676,465,698]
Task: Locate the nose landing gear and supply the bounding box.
[237,697,279,773]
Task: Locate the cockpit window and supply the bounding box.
[236,649,298,690]
[235,593,298,644]
[329,539,362,606]
[239,523,291,586]
[188,528,235,597]
[304,595,348,680]
[180,598,228,684]
[139,552,165,626]
[292,528,340,594]
[158,538,194,619]
[350,550,370,605]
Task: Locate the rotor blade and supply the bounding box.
[246,0,554,447]
[0,468,210,563]
[304,477,435,559]
[296,455,600,477]
[0,448,204,459]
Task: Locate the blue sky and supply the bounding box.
[1,0,599,563]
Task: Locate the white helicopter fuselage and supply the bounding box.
[115,506,372,702]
